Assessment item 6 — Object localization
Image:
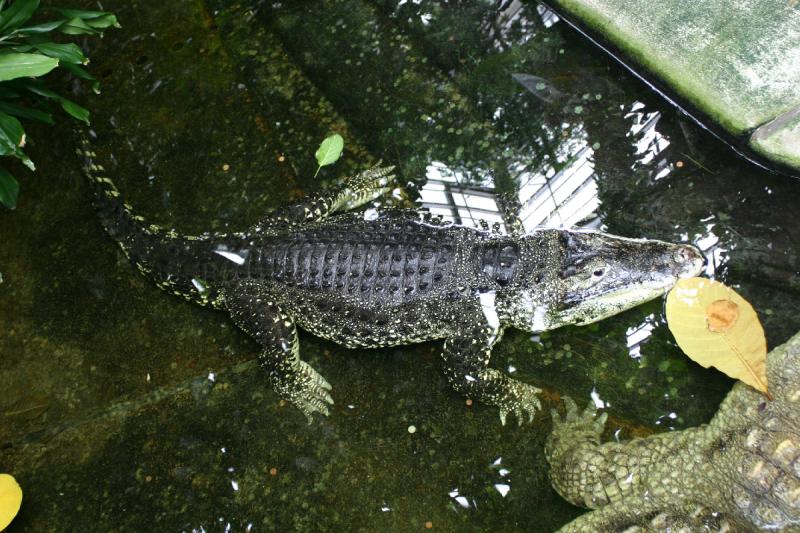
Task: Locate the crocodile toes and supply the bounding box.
[499,383,542,426]
[275,361,335,422]
[551,397,607,437]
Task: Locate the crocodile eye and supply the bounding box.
[593,269,605,277]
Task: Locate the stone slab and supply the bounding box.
[543,0,800,171]
[751,107,800,169]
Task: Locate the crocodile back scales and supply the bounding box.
[250,217,466,305]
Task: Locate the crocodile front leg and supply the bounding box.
[440,298,542,425]
[224,280,333,422]
[546,397,706,509]
[555,497,700,533]
[250,166,394,234]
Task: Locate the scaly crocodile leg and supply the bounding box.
[224,280,333,422]
[496,191,525,237]
[546,397,709,509]
[250,166,395,234]
[555,497,702,532]
[440,299,542,425]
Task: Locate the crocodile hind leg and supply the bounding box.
[440,299,542,425]
[251,165,395,234]
[224,280,333,422]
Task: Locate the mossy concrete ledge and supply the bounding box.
[542,0,800,172]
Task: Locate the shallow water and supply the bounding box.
[1,1,799,531]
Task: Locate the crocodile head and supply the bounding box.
[508,229,705,332]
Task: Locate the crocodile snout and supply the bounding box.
[673,244,705,278]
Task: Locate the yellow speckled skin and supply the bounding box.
[78,133,704,424]
[546,333,800,532]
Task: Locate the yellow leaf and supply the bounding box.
[0,473,22,530]
[665,277,768,395]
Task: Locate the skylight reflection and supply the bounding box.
[626,314,656,359]
[625,102,672,179]
[420,162,506,231]
[516,127,601,230]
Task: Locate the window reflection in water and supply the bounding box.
[418,128,601,233]
[419,162,507,231]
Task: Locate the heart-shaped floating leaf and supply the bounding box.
[0,473,22,530]
[314,134,343,177]
[665,277,768,395]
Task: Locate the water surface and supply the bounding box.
[1,1,799,530]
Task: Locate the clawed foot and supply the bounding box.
[550,397,607,436]
[545,397,608,469]
[272,360,334,423]
[497,379,543,426]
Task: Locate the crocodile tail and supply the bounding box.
[75,130,158,261]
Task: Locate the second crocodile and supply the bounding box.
[546,333,800,531]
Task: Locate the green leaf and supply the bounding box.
[17,78,90,122]
[54,9,119,34]
[0,110,32,169]
[84,13,118,29]
[0,0,40,34]
[17,20,65,34]
[59,97,88,124]
[0,101,52,124]
[58,17,97,36]
[314,134,344,177]
[0,53,58,81]
[53,8,113,20]
[32,42,86,64]
[0,166,19,209]
[61,62,99,93]
[0,110,24,150]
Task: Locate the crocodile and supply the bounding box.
[77,133,704,423]
[546,332,800,532]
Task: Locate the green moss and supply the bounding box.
[750,107,800,168]
[549,0,800,136]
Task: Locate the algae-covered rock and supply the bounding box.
[751,108,800,169]
[543,0,800,171]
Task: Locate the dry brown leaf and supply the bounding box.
[665,277,768,395]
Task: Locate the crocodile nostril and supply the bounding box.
[674,245,706,276]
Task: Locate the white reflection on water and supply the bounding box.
[590,388,608,409]
[626,102,671,176]
[420,162,505,230]
[516,137,599,231]
[681,220,728,277]
[626,313,656,359]
[448,488,471,509]
[494,483,510,497]
[419,135,602,234]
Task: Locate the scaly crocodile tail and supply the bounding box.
[75,130,237,309]
[75,129,168,270]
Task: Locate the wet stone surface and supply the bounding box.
[1,0,799,530]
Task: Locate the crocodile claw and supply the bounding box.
[498,382,542,426]
[273,360,334,423]
[552,396,607,435]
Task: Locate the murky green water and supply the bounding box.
[2,1,799,531]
